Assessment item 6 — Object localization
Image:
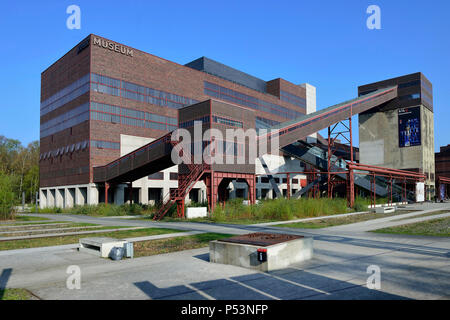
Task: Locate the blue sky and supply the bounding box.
[0,0,449,150]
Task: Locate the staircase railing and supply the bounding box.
[153,141,208,220]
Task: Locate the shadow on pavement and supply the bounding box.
[134,268,409,300]
[0,268,13,299]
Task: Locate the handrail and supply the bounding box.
[95,131,173,170]
[348,162,426,180]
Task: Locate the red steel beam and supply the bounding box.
[348,163,426,180]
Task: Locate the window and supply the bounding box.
[91,73,198,110]
[204,81,304,119]
[170,172,178,180]
[148,172,164,180]
[280,90,306,109]
[40,74,90,116]
[212,115,243,128]
[90,102,177,131]
[91,140,120,150]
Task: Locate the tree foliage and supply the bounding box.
[0,135,39,211]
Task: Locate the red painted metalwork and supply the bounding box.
[153,140,208,220]
[105,182,109,204]
[208,171,256,212]
[347,162,425,207]
[286,173,290,199]
[327,113,354,205]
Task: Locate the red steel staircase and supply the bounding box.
[153,141,208,220]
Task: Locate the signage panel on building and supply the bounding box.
[416,182,425,202]
[398,107,421,148]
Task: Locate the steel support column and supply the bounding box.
[105,182,109,204]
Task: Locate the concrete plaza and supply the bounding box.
[0,202,449,300]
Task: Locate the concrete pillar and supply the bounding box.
[48,189,55,207]
[65,188,75,208]
[162,186,170,202]
[76,187,87,205]
[114,184,126,205]
[87,184,99,205]
[139,187,148,204]
[55,189,65,208]
[39,189,47,209]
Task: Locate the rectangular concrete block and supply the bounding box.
[79,237,127,258]
[186,207,208,219]
[209,236,313,272]
[375,206,396,214]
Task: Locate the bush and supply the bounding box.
[211,197,353,222]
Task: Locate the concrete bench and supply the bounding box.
[79,237,128,258]
[375,206,396,214]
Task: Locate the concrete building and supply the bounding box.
[435,144,450,178]
[358,73,435,200]
[39,34,315,208]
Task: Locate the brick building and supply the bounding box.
[39,34,316,207]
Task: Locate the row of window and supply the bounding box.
[258,177,300,184]
[212,115,243,128]
[360,80,432,100]
[41,139,122,161]
[90,111,177,132]
[399,93,421,101]
[90,101,177,131]
[177,140,244,158]
[40,103,89,138]
[91,140,120,150]
[148,172,179,180]
[40,74,90,116]
[40,140,89,160]
[280,90,306,109]
[91,73,199,110]
[204,81,304,119]
[256,116,280,127]
[210,140,244,157]
[41,72,199,120]
[179,115,210,129]
[422,90,433,107]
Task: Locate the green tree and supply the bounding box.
[0,136,39,206]
[0,174,17,219]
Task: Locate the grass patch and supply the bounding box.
[372,217,450,237]
[277,211,409,229]
[0,288,37,300]
[15,215,50,221]
[37,203,157,217]
[0,221,65,227]
[0,224,131,237]
[391,210,450,222]
[160,197,373,224]
[0,215,50,224]
[0,227,182,251]
[133,233,233,257]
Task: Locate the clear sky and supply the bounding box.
[0,0,448,150]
